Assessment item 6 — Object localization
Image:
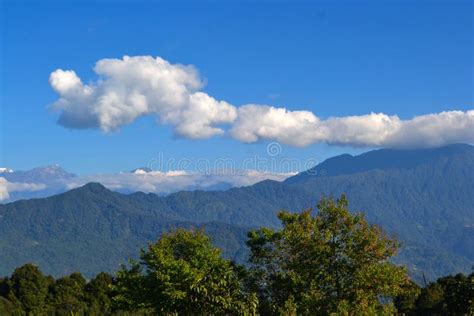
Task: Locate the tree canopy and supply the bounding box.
[0,195,472,315]
[247,195,409,314]
[113,228,258,315]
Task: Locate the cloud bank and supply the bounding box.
[64,169,295,196]
[0,178,9,201]
[50,55,474,148]
[231,106,474,148]
[0,177,47,201]
[0,168,294,202]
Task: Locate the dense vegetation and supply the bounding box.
[0,196,472,315]
[0,144,473,280]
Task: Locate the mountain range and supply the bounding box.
[0,144,473,282]
[0,165,292,202]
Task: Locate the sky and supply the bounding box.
[1,0,473,175]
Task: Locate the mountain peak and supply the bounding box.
[65,182,111,196]
[80,182,108,192]
[31,165,73,175]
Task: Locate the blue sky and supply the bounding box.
[1,0,472,174]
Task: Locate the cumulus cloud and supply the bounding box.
[231,108,474,148]
[50,55,474,148]
[230,104,322,146]
[50,56,236,138]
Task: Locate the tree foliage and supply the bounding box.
[0,195,472,315]
[113,228,258,315]
[247,195,409,314]
[395,272,474,315]
[9,264,51,314]
[0,265,114,315]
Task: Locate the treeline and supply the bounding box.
[0,196,472,315]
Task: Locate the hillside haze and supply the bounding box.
[0,144,473,281]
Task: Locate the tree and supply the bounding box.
[434,273,474,315]
[247,195,409,314]
[9,264,51,314]
[84,272,114,314]
[113,228,258,315]
[400,272,474,315]
[46,272,87,315]
[393,280,421,314]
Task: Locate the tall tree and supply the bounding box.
[247,195,409,314]
[9,264,51,314]
[84,272,114,314]
[46,272,87,315]
[113,228,258,315]
[401,272,474,315]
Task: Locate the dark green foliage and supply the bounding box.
[394,272,474,315]
[393,280,422,314]
[9,264,50,314]
[84,272,114,314]
[0,222,472,315]
[113,228,258,315]
[0,265,122,315]
[46,272,87,315]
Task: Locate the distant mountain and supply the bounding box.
[1,165,76,183]
[1,165,289,202]
[0,165,77,201]
[0,144,473,282]
[286,143,474,182]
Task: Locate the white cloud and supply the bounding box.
[50,56,236,138]
[64,169,295,195]
[230,104,322,146]
[0,177,47,202]
[0,178,9,201]
[0,165,295,202]
[50,55,474,148]
[231,107,474,148]
[384,110,474,148]
[8,181,47,192]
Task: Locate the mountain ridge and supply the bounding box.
[285,143,473,183]
[1,144,473,281]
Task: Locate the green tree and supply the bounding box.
[247,195,409,314]
[410,272,474,315]
[113,228,258,315]
[393,280,422,314]
[415,282,446,314]
[0,296,20,316]
[46,272,87,315]
[9,264,50,314]
[84,272,114,314]
[436,273,474,315]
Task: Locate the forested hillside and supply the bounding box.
[0,144,473,280]
[1,200,472,315]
